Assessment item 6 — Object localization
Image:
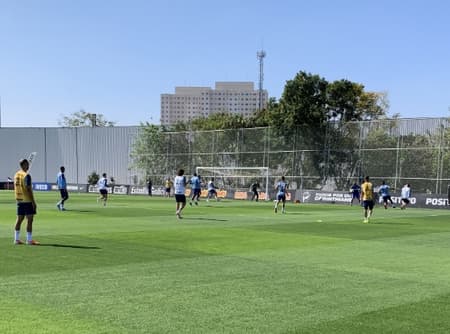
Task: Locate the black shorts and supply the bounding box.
[17,202,36,216]
[175,194,186,203]
[382,195,391,203]
[100,189,108,195]
[363,200,374,210]
[277,194,286,201]
[402,198,410,204]
[192,189,201,197]
[60,189,69,200]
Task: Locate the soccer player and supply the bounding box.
[350,182,361,206]
[400,183,412,210]
[250,181,260,202]
[13,159,39,245]
[189,173,201,206]
[147,178,152,196]
[97,173,108,206]
[164,177,173,197]
[174,169,187,219]
[274,176,288,214]
[207,178,218,201]
[361,176,374,223]
[379,180,395,209]
[56,166,69,210]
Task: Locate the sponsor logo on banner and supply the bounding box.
[130,186,147,195]
[314,192,352,203]
[88,185,112,193]
[302,191,311,202]
[113,185,128,195]
[32,183,51,191]
[234,191,248,200]
[425,197,449,206]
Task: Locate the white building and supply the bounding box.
[160,82,268,125]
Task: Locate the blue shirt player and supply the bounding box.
[189,173,201,206]
[56,166,69,211]
[274,176,288,214]
[379,180,394,209]
[350,182,361,206]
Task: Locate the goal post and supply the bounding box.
[195,166,270,200]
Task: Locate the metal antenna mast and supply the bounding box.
[256,50,266,111]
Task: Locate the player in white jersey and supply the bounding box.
[174,169,187,219]
[400,183,411,210]
[207,178,218,202]
[97,173,108,206]
[274,176,288,214]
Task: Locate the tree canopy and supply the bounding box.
[58,110,116,127]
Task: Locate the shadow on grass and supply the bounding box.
[182,217,229,222]
[39,244,101,249]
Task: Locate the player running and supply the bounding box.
[379,180,395,209]
[207,178,218,202]
[174,169,187,219]
[274,176,288,214]
[97,173,108,206]
[400,184,412,210]
[189,173,201,206]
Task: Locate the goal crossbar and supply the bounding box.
[195,166,270,200]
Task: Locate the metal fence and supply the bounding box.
[1,118,449,194]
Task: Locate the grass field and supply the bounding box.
[1,191,450,333]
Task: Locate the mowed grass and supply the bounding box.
[1,191,450,333]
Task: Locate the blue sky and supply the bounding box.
[1,0,449,127]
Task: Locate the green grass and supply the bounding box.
[1,191,450,333]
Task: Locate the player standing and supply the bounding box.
[174,169,187,219]
[350,182,361,206]
[189,173,201,206]
[361,176,374,223]
[379,180,395,209]
[56,166,69,211]
[250,181,260,202]
[97,173,108,206]
[14,159,39,245]
[274,176,287,214]
[165,177,173,197]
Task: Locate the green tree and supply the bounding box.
[58,109,115,127]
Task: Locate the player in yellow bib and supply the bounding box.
[14,159,39,245]
[360,176,374,223]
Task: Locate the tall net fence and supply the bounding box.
[140,118,450,194]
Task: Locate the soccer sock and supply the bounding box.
[26,232,32,242]
[15,230,20,241]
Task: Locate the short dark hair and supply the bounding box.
[177,169,184,176]
[19,159,29,167]
[102,173,107,177]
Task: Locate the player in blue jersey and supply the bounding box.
[189,173,201,206]
[56,166,69,211]
[350,182,361,206]
[379,180,395,209]
[274,176,288,214]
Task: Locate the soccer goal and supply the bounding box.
[195,166,270,200]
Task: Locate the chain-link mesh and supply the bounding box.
[140,118,450,194]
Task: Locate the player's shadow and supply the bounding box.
[39,244,101,249]
[62,209,96,213]
[184,217,228,222]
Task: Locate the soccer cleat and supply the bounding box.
[274,207,278,213]
[195,201,198,206]
[363,218,369,223]
[26,240,40,245]
[56,204,61,210]
[189,202,192,206]
[14,239,24,245]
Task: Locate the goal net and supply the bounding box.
[195,166,270,200]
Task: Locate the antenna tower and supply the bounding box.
[256,50,266,111]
